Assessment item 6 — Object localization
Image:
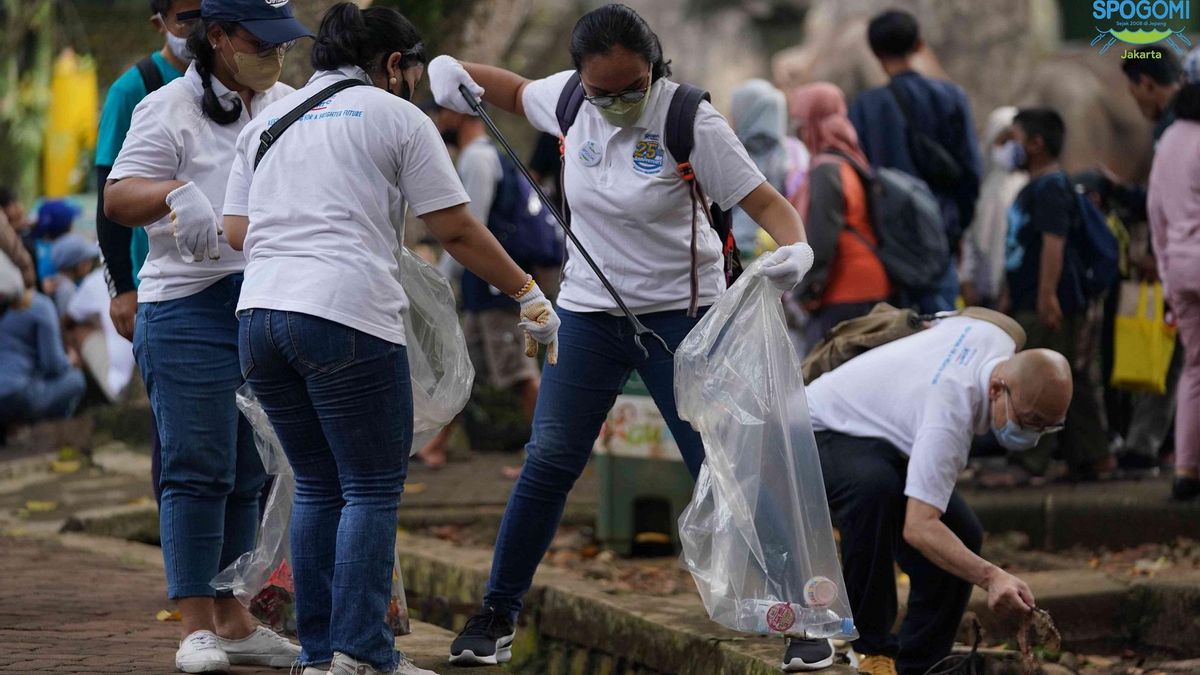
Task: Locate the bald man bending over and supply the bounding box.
[792,315,1070,675]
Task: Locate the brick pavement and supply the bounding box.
[0,536,498,675]
[0,535,282,675]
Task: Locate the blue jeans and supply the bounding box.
[0,369,86,424]
[484,307,707,620]
[134,275,265,599]
[239,309,411,670]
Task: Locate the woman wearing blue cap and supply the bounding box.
[104,0,311,672]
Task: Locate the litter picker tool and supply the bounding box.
[458,84,671,359]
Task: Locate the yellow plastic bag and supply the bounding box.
[1111,282,1177,394]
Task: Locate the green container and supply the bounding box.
[593,373,695,556]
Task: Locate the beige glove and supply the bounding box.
[515,281,560,365]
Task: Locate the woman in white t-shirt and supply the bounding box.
[103,1,309,671]
[428,3,814,666]
[219,5,556,675]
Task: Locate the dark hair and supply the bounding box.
[187,19,243,125]
[1014,108,1066,158]
[311,3,424,77]
[1121,51,1182,86]
[0,186,13,209]
[569,4,671,82]
[149,0,172,16]
[867,9,920,58]
[1175,82,1200,121]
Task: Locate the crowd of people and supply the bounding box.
[1,1,1198,675]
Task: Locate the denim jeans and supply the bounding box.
[239,309,411,671]
[0,369,86,424]
[134,274,265,599]
[483,307,707,620]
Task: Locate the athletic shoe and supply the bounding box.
[857,654,898,675]
[1173,476,1200,501]
[781,637,835,671]
[218,626,301,667]
[175,630,230,673]
[448,606,515,666]
[288,661,330,675]
[328,651,437,674]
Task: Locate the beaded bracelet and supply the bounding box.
[511,275,535,300]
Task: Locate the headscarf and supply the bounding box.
[731,79,789,192]
[787,83,868,218]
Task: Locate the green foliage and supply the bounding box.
[372,0,481,58]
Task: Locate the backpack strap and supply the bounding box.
[135,56,165,94]
[663,84,720,316]
[254,79,364,170]
[957,306,1027,350]
[555,72,586,141]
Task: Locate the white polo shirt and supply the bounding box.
[522,71,766,314]
[224,66,469,345]
[109,63,294,303]
[803,317,1017,512]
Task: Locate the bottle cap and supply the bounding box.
[804,576,838,607]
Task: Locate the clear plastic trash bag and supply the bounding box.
[212,247,475,636]
[675,261,857,640]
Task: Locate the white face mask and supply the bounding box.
[160,15,193,62]
[994,139,1026,173]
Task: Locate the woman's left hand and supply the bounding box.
[759,242,815,291]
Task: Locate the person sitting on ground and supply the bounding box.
[29,199,81,288]
[798,313,1066,675]
[47,234,101,318]
[1002,108,1112,482]
[0,289,86,432]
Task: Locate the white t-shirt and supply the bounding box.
[109,63,294,302]
[521,71,766,314]
[225,66,470,345]
[66,269,135,399]
[804,317,1016,512]
[458,136,502,223]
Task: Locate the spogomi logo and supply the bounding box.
[1091,0,1194,54]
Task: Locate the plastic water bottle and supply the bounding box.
[799,607,855,638]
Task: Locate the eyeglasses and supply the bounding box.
[158,13,197,34]
[582,72,651,109]
[1003,385,1065,434]
[226,29,295,58]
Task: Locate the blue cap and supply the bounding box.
[50,234,100,272]
[180,0,313,44]
[32,199,81,240]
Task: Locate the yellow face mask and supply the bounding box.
[222,34,283,92]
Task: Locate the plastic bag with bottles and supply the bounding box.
[212,247,475,636]
[675,260,857,640]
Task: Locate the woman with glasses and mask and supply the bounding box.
[429,3,812,666]
[219,4,557,674]
[104,0,309,672]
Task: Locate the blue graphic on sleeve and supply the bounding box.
[1005,202,1028,272]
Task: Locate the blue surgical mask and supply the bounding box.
[997,139,1026,173]
[993,417,1042,452]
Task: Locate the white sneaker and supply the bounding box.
[329,651,438,675]
[217,626,302,667]
[176,630,230,673]
[287,661,331,675]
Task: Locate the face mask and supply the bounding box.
[597,81,652,128]
[222,36,283,92]
[994,417,1042,452]
[160,17,193,62]
[996,139,1027,172]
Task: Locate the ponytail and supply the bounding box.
[186,20,243,125]
[311,2,425,77]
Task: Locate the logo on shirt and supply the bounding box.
[578,140,602,167]
[1090,0,1192,55]
[264,0,290,7]
[632,132,664,175]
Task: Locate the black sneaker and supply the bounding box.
[781,637,835,672]
[1173,476,1200,501]
[448,606,515,666]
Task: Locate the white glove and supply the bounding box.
[515,281,560,365]
[428,55,484,115]
[759,241,815,291]
[165,182,221,263]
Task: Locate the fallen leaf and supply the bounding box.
[50,459,81,474]
[24,500,58,512]
[406,483,427,495]
[156,609,181,622]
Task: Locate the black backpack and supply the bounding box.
[554,73,742,314]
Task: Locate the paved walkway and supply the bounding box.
[0,535,498,674]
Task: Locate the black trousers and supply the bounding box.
[815,430,983,675]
